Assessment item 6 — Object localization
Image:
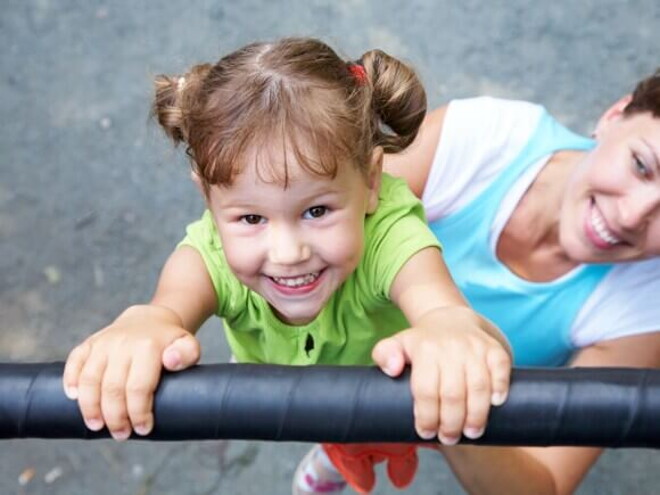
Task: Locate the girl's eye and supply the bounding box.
[304,206,328,219]
[634,156,651,178]
[240,214,264,225]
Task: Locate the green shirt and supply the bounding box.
[180,174,440,365]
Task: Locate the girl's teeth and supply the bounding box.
[590,208,621,245]
[272,272,320,287]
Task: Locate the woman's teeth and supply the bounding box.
[271,272,320,287]
[590,207,622,245]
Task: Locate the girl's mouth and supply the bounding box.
[271,271,321,287]
[268,270,325,294]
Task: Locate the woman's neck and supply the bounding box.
[496,150,585,282]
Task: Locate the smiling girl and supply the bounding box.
[62,37,511,494]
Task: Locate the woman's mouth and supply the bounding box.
[586,201,623,249]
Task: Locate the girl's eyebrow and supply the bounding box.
[304,186,342,198]
[217,185,341,209]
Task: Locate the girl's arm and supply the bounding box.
[439,331,660,495]
[372,246,512,444]
[62,246,217,440]
[383,106,448,198]
[150,245,218,333]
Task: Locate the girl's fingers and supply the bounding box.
[126,349,162,436]
[62,342,92,400]
[371,335,408,377]
[162,334,201,371]
[409,354,440,439]
[437,361,466,445]
[462,359,491,439]
[77,350,109,432]
[487,347,512,406]
[100,356,132,441]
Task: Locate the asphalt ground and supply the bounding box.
[1,1,659,493]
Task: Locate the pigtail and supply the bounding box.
[358,50,427,153]
[152,63,212,145]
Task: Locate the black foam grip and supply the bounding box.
[1,363,658,447]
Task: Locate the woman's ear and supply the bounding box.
[594,94,633,135]
[366,147,383,214]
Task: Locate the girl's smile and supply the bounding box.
[267,269,325,294]
[206,147,380,325]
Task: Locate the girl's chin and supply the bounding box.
[272,308,322,326]
[268,296,329,325]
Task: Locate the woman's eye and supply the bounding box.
[240,214,264,225]
[634,156,651,178]
[304,206,328,219]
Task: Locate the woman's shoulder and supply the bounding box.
[422,97,547,220]
[447,96,544,116]
[572,258,660,346]
[442,96,547,161]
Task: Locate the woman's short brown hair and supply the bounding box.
[624,68,660,118]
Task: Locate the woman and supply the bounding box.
[379,68,660,494]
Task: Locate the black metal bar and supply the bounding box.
[1,363,658,447]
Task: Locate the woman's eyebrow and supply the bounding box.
[641,138,660,173]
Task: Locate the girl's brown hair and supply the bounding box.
[152,37,426,191]
[624,68,660,118]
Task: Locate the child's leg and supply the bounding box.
[292,444,346,494]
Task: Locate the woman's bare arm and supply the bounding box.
[383,106,448,198]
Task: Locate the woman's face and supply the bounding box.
[559,99,660,263]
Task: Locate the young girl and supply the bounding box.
[62,37,511,493]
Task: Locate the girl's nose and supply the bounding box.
[268,227,311,265]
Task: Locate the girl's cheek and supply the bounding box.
[224,243,259,274]
[335,227,364,268]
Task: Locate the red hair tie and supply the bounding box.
[348,63,367,85]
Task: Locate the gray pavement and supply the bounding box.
[1,1,659,493]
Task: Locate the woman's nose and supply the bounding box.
[618,187,660,231]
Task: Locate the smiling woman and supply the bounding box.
[383,68,660,495]
[560,101,660,263]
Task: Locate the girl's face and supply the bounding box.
[206,149,381,325]
[559,99,660,263]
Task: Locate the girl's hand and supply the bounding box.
[62,304,201,441]
[372,306,511,445]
